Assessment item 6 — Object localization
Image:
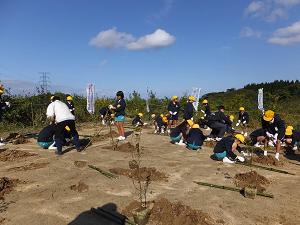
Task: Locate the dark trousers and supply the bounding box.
[55,120,80,152]
[209,122,227,138]
[250,128,265,145]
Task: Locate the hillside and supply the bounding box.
[201,80,300,128]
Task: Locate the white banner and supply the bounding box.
[191,87,201,111]
[258,88,264,111]
[146,88,150,113]
[86,84,95,114]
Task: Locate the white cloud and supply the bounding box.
[89,28,135,49]
[90,28,175,51]
[240,27,262,38]
[127,29,175,50]
[245,0,300,22]
[268,20,300,45]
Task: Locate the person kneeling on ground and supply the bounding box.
[99,106,113,125]
[284,126,300,155]
[132,113,145,127]
[155,114,168,134]
[207,105,232,141]
[37,124,57,150]
[46,96,82,155]
[170,120,194,146]
[186,124,206,150]
[212,134,245,164]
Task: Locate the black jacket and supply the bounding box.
[167,101,180,113]
[132,115,143,126]
[183,102,194,120]
[262,114,285,140]
[66,101,75,115]
[114,99,126,117]
[38,124,55,142]
[214,136,241,159]
[238,111,249,124]
[186,128,205,146]
[203,104,211,116]
[287,130,300,145]
[208,110,232,125]
[170,121,187,138]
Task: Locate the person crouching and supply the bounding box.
[186,124,206,150]
[170,120,194,146]
[132,113,144,127]
[212,134,245,164]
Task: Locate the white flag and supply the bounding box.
[86,84,95,114]
[258,88,264,111]
[191,87,201,111]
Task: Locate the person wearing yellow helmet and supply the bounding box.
[66,95,75,115]
[201,99,211,117]
[212,134,245,164]
[284,127,300,155]
[168,95,180,129]
[206,106,232,141]
[132,113,144,127]
[0,84,5,96]
[154,113,168,134]
[183,96,195,121]
[170,120,193,145]
[250,110,285,160]
[186,124,206,150]
[236,107,249,128]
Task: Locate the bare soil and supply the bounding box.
[109,167,168,182]
[0,124,299,225]
[0,149,36,162]
[252,155,285,167]
[7,162,49,172]
[234,171,270,192]
[103,142,135,152]
[70,182,89,193]
[90,130,119,142]
[122,198,215,225]
[0,178,18,200]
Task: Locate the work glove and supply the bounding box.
[275,153,280,161]
[266,132,273,138]
[173,111,177,115]
[236,156,245,162]
[108,105,114,110]
[201,110,205,114]
[169,111,173,115]
[242,120,247,124]
[235,123,240,127]
[223,157,235,164]
[274,133,278,141]
[204,114,206,117]
[241,151,249,157]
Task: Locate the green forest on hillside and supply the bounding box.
[1,80,299,132]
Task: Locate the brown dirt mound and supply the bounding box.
[70,182,89,193]
[0,177,18,199]
[91,131,119,142]
[103,142,135,153]
[122,198,215,225]
[0,149,37,162]
[109,167,168,182]
[252,155,284,167]
[7,162,49,172]
[74,160,87,168]
[4,133,28,145]
[234,171,270,192]
[203,141,216,148]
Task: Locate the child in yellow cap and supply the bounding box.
[170,120,193,145]
[186,124,206,150]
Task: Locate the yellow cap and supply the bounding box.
[235,134,245,143]
[50,96,55,101]
[229,115,235,122]
[138,113,143,117]
[171,96,178,100]
[202,99,208,104]
[287,125,294,130]
[65,126,71,132]
[160,114,164,118]
[285,128,293,136]
[188,96,196,102]
[192,124,200,129]
[0,89,3,95]
[151,114,156,119]
[263,110,275,122]
[67,96,73,101]
[162,116,168,123]
[186,119,194,127]
[239,107,245,111]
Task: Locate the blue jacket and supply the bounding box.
[186,128,205,146]
[214,136,241,159]
[114,99,126,117]
[183,102,194,120]
[262,114,285,140]
[167,101,180,113]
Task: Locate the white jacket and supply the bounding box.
[46,100,75,123]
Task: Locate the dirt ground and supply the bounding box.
[0,123,300,225]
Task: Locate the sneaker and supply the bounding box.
[48,146,57,150]
[0,142,5,147]
[293,146,298,151]
[223,157,235,164]
[154,130,158,134]
[264,150,268,156]
[117,136,123,141]
[120,136,126,141]
[177,140,186,146]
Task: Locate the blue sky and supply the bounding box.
[0,0,300,97]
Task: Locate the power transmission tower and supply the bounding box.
[39,72,51,93]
